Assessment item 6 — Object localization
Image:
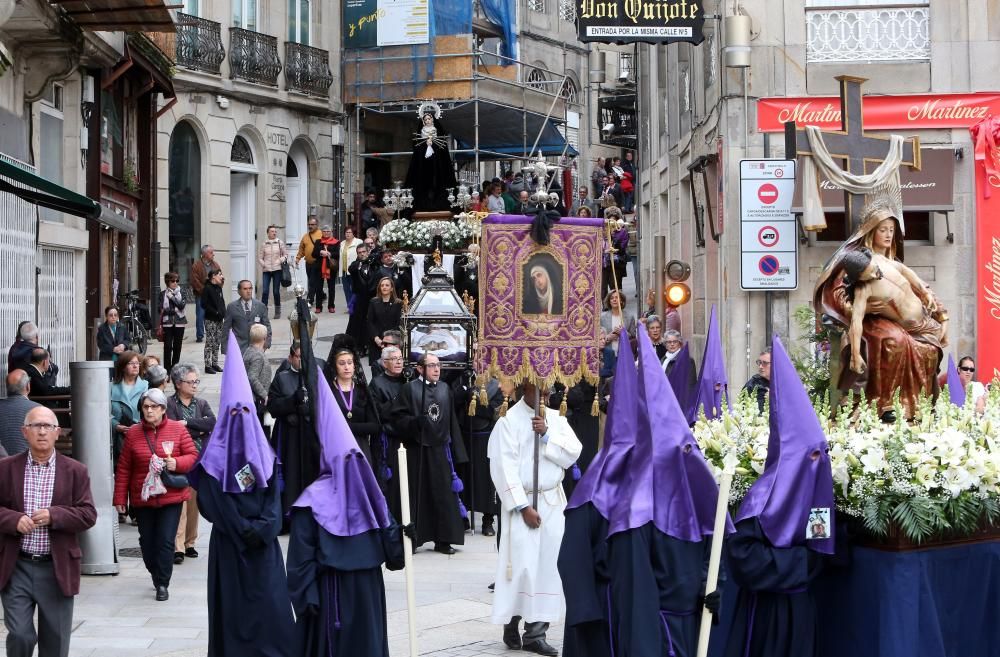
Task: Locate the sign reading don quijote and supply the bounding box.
[577,0,705,44]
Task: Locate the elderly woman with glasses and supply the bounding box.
[166,363,217,565]
[113,388,198,601]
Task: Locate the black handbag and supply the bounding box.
[141,428,189,489]
[280,261,292,287]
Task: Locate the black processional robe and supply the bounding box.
[550,382,600,499]
[722,518,824,657]
[558,503,612,657]
[450,376,502,517]
[346,259,374,354]
[286,509,405,657]
[386,378,468,547]
[266,367,320,520]
[197,472,296,657]
[607,523,712,657]
[369,373,405,520]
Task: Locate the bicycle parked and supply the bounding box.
[120,289,152,355]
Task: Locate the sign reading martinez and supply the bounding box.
[577,0,705,44]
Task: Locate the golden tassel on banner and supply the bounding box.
[559,395,568,416]
[468,393,478,416]
[591,390,600,417]
[479,383,488,406]
[498,396,509,417]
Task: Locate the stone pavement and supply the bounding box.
[0,290,565,657]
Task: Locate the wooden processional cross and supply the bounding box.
[784,75,921,232]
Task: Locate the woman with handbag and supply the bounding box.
[259,224,287,320]
[158,271,187,371]
[113,388,198,601]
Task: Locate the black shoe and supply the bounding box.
[522,639,558,656]
[185,547,199,558]
[196,337,204,343]
[488,582,495,591]
[215,364,223,372]
[173,552,184,565]
[503,624,522,650]
[274,308,281,319]
[204,366,216,374]
[433,542,456,555]
[155,585,169,602]
[482,521,496,537]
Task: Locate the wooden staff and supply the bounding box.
[397,445,419,657]
[532,384,541,511]
[696,472,733,657]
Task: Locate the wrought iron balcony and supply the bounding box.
[807,4,930,63]
[284,42,334,97]
[229,27,282,87]
[176,13,226,75]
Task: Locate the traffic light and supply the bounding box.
[663,259,691,306]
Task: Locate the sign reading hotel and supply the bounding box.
[344,0,429,49]
[577,0,705,44]
[757,93,1000,132]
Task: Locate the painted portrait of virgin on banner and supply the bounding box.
[477,215,604,388]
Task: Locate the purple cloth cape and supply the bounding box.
[947,355,966,407]
[736,335,835,554]
[189,331,275,493]
[566,330,638,519]
[292,367,392,537]
[608,324,730,541]
[693,305,731,421]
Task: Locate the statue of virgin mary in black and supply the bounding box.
[404,102,457,212]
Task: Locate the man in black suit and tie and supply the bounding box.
[221,280,272,356]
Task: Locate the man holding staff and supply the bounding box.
[488,381,582,656]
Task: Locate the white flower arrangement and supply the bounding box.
[694,385,1000,543]
[379,218,476,251]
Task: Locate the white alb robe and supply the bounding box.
[487,398,582,624]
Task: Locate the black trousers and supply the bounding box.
[306,261,322,306]
[162,326,185,372]
[134,503,183,588]
[316,274,337,310]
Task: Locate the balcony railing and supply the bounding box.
[806,5,930,63]
[176,13,225,75]
[229,27,282,86]
[284,42,333,97]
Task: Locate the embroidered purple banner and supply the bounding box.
[477,214,604,388]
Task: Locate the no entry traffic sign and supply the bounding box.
[740,159,798,290]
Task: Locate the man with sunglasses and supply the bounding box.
[742,349,772,413]
[0,406,97,657]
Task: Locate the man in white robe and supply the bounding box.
[488,383,582,656]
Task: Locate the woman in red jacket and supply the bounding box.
[114,388,198,601]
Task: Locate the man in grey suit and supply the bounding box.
[0,370,41,456]
[221,280,272,356]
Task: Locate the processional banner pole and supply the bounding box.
[696,471,733,657]
[397,446,419,656]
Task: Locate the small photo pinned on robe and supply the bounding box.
[806,507,830,540]
[235,464,257,492]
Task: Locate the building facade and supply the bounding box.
[636,0,995,385]
[156,0,342,296]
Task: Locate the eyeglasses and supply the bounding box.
[24,423,58,432]
[385,357,403,362]
[141,404,164,411]
[756,360,771,366]
[423,363,441,368]
[127,361,140,367]
[665,340,681,345]
[182,379,201,385]
[959,366,975,373]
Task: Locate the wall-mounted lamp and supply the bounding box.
[216,95,230,109]
[80,74,96,166]
[723,14,752,68]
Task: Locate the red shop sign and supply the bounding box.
[757,93,1000,133]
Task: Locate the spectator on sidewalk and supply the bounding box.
[8,321,39,373]
[114,388,198,602]
[139,355,160,381]
[166,364,216,566]
[158,272,187,372]
[340,227,362,313]
[222,280,271,357]
[190,245,221,343]
[258,225,287,320]
[96,306,129,362]
[743,349,772,413]
[144,365,169,391]
[243,325,272,427]
[111,352,147,455]
[294,215,323,310]
[0,370,40,456]
[201,269,226,374]
[26,349,70,399]
[311,225,340,314]
[0,406,97,657]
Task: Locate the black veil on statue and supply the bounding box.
[404,101,457,212]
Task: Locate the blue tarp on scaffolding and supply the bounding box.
[447,101,579,160]
[479,0,518,58]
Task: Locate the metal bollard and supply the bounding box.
[70,361,120,575]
